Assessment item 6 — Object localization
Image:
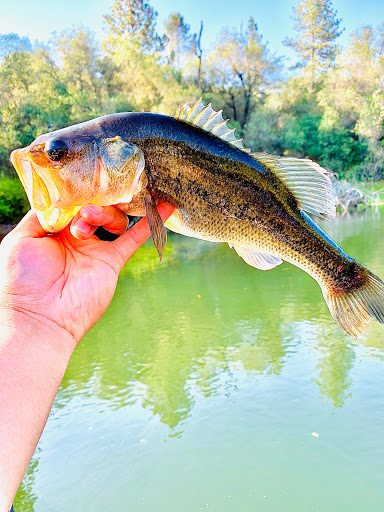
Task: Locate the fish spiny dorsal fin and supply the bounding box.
[252,152,336,218]
[175,98,251,153]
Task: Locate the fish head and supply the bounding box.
[11,128,145,232]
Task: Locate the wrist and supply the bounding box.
[0,302,77,357]
[0,301,75,509]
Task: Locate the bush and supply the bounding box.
[0,173,30,223]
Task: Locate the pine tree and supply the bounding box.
[104,0,163,54]
[164,12,193,69]
[284,0,343,85]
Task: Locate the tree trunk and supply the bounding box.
[196,21,203,89]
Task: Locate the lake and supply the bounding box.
[15,209,384,511]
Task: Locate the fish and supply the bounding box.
[10,98,384,338]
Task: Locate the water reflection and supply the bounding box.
[59,209,384,427]
[14,454,38,510]
[314,336,355,407]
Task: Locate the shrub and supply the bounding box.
[0,173,30,223]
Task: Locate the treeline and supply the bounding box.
[1,0,384,180]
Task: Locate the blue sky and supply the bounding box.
[1,0,384,62]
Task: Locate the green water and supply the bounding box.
[15,210,384,511]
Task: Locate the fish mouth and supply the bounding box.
[10,147,81,232]
[11,148,52,210]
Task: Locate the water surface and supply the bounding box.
[15,209,384,511]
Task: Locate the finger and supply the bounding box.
[70,205,129,240]
[70,216,98,240]
[80,205,129,234]
[7,210,47,240]
[111,203,175,270]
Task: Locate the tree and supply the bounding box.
[206,18,278,131]
[195,21,204,89]
[0,33,32,61]
[317,25,384,178]
[0,48,72,171]
[284,0,343,86]
[104,0,163,54]
[164,12,195,69]
[103,37,198,114]
[54,27,105,117]
[102,2,198,115]
[245,73,367,179]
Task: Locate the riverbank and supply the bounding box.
[334,179,384,212]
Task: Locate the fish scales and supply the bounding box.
[10,99,384,337]
[119,119,350,282]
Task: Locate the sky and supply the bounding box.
[1,0,384,63]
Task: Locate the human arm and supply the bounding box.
[0,204,174,511]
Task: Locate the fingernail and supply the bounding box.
[83,205,103,216]
[79,225,93,237]
[74,218,93,236]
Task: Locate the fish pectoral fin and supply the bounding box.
[232,245,283,271]
[144,191,167,261]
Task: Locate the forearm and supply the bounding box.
[0,308,75,511]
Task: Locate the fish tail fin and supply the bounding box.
[321,268,384,338]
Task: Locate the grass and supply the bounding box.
[0,173,30,224]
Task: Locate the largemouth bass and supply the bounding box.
[11,98,384,337]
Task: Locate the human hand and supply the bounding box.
[0,204,174,346]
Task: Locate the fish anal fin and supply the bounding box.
[252,152,336,218]
[233,245,283,271]
[144,191,167,261]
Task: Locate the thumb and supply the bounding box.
[111,203,175,270]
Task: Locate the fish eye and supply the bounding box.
[45,139,67,162]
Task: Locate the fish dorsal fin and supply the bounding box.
[175,98,251,153]
[231,244,283,270]
[252,152,336,218]
[175,100,335,218]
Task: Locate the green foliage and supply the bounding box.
[245,77,369,179]
[317,25,384,178]
[0,174,29,223]
[318,126,367,179]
